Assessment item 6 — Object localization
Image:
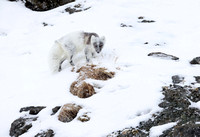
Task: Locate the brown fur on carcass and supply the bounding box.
[58,103,82,123]
[77,64,115,81]
[70,65,115,98]
[70,81,95,98]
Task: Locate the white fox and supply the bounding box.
[48,31,105,72]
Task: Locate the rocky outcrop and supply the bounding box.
[24,0,75,11]
[9,0,75,11]
[108,76,200,137]
[10,117,37,137]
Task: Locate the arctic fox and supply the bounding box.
[48,31,105,72]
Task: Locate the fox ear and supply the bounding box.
[91,35,97,43]
[100,36,105,43]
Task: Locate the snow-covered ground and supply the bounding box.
[0,0,200,136]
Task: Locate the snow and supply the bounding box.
[150,122,177,137]
[0,0,200,137]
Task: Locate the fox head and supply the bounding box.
[91,35,105,53]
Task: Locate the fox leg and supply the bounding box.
[85,48,91,62]
[69,55,75,66]
[58,55,68,72]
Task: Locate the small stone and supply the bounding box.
[51,106,61,115]
[34,129,55,137]
[138,16,144,19]
[172,75,184,84]
[140,20,155,23]
[148,52,179,60]
[77,113,90,122]
[190,57,200,64]
[120,23,133,27]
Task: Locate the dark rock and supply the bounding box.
[172,75,184,84]
[190,57,200,64]
[10,117,37,137]
[139,84,200,131]
[144,42,149,44]
[34,129,55,137]
[138,16,144,19]
[58,103,82,123]
[65,4,90,14]
[148,52,179,60]
[120,23,133,27]
[154,43,166,46]
[165,124,200,137]
[187,87,200,102]
[20,106,46,115]
[24,0,75,11]
[65,7,82,14]
[140,20,155,23]
[51,106,61,115]
[194,76,200,83]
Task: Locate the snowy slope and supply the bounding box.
[0,0,200,136]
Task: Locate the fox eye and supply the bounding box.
[93,43,97,47]
[99,43,103,48]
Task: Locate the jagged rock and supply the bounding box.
[190,57,200,64]
[148,52,179,60]
[20,106,46,115]
[51,106,61,115]
[24,0,75,11]
[34,129,55,137]
[10,117,37,137]
[70,81,95,98]
[58,103,82,123]
[172,75,184,84]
